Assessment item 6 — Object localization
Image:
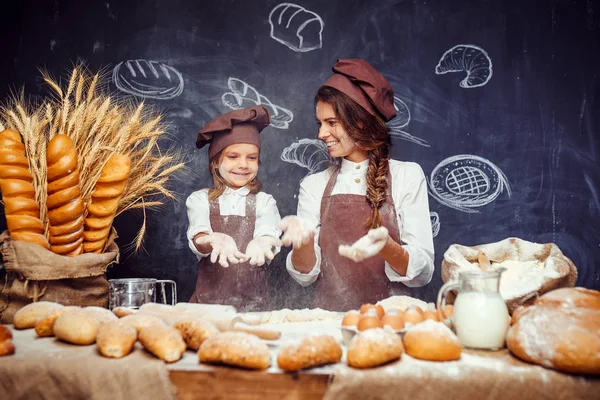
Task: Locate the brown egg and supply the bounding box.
[341,310,361,327]
[403,306,425,327]
[357,309,383,331]
[359,303,385,319]
[437,304,454,321]
[422,309,439,322]
[381,309,405,330]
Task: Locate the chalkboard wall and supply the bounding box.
[2,0,599,308]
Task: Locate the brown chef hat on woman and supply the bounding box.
[323,58,397,122]
[196,106,271,158]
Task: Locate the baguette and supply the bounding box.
[46,134,84,256]
[83,154,130,253]
[0,129,49,249]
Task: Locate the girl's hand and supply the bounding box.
[278,216,315,248]
[245,236,280,267]
[194,232,247,268]
[338,226,389,262]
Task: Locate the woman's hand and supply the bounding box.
[338,226,389,262]
[194,232,247,268]
[245,236,279,267]
[278,216,315,248]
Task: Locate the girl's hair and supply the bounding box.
[315,86,392,231]
[207,149,262,201]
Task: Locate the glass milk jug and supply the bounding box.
[437,269,510,350]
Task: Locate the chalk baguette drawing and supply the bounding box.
[387,96,429,147]
[222,77,293,129]
[281,138,330,175]
[430,211,440,238]
[435,45,492,88]
[428,155,511,213]
[269,3,324,52]
[112,59,184,100]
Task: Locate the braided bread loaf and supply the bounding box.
[46,134,84,256]
[0,129,49,248]
[83,154,130,253]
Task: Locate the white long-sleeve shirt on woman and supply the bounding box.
[286,158,435,287]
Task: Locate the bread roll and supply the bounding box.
[112,307,137,318]
[138,323,186,363]
[199,331,271,370]
[53,309,99,345]
[0,129,49,249]
[120,313,166,333]
[277,334,342,371]
[173,319,219,350]
[35,306,80,337]
[13,301,63,329]
[0,340,15,356]
[46,134,84,256]
[507,287,600,375]
[96,320,138,358]
[403,320,462,361]
[347,328,403,369]
[0,325,13,342]
[83,306,119,324]
[83,154,130,253]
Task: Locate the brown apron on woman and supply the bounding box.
[313,168,412,311]
[190,193,268,311]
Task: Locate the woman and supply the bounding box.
[279,58,434,311]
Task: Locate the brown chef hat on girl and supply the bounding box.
[323,58,397,122]
[196,106,271,158]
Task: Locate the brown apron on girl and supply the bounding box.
[313,168,412,311]
[190,193,268,311]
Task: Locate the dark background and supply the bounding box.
[1,0,599,308]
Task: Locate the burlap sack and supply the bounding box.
[0,229,120,324]
[441,237,577,314]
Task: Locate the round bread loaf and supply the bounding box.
[403,320,462,361]
[347,328,403,369]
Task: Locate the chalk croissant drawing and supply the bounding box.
[281,138,330,175]
[269,3,324,52]
[428,155,511,213]
[222,77,294,129]
[388,96,429,147]
[430,211,440,238]
[112,60,184,100]
[435,45,493,88]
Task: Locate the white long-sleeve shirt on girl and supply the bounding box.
[186,186,281,259]
[286,158,435,288]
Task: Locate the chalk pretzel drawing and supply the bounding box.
[112,59,184,100]
[430,211,440,238]
[387,96,429,147]
[435,45,493,88]
[280,138,330,175]
[269,3,324,52]
[428,155,511,213]
[222,77,294,129]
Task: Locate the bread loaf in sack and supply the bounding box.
[46,134,84,256]
[506,287,600,375]
[0,129,49,249]
[84,154,130,253]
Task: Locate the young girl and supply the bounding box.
[186,105,281,311]
[279,59,435,311]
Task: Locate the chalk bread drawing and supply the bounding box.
[281,138,330,175]
[222,77,293,129]
[112,60,184,99]
[435,45,492,88]
[387,96,429,147]
[428,155,511,213]
[430,211,440,238]
[269,3,324,52]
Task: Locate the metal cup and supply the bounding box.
[108,278,177,310]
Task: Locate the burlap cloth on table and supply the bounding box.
[0,327,175,400]
[324,349,600,400]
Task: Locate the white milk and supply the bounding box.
[452,291,510,350]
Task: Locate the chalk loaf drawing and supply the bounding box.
[269,3,324,52]
[281,138,330,175]
[222,77,293,129]
[430,211,440,238]
[428,155,511,213]
[435,45,492,88]
[112,60,184,100]
[387,96,429,147]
